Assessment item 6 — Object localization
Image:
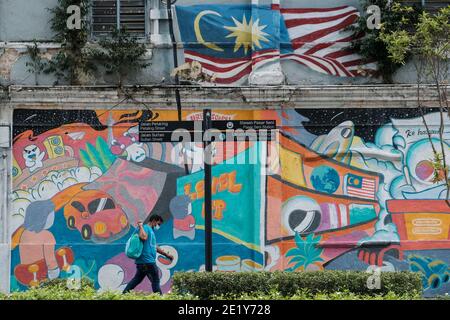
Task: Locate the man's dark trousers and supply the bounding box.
[123,263,162,294]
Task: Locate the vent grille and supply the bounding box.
[92,0,146,37]
[399,1,450,13]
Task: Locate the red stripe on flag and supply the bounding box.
[280,6,351,14]
[284,10,358,26]
[282,53,333,74]
[304,34,356,55]
[212,65,253,84]
[290,15,358,50]
[184,50,250,64]
[185,57,249,73]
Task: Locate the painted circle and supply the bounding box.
[51,137,61,145]
[282,196,321,235]
[120,214,128,227]
[310,165,340,194]
[415,160,435,181]
[54,146,64,155]
[406,138,450,184]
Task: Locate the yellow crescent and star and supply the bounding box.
[194,10,270,54]
[348,176,361,186]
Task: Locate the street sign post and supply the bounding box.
[203,110,213,272]
[139,120,276,143]
[138,117,277,272]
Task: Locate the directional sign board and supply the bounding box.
[139,120,276,143]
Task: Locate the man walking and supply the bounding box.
[123,215,173,294]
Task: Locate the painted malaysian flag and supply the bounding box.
[279,5,376,77]
[344,173,377,200]
[174,4,376,84]
[174,4,281,84]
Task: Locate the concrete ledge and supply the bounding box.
[5,84,450,109]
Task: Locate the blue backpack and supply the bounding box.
[125,229,143,259]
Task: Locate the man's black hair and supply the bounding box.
[149,215,163,223]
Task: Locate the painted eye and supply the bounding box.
[407,138,450,183]
[415,160,435,181]
[341,128,352,139]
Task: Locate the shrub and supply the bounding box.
[349,0,422,82]
[0,279,198,300]
[172,271,423,299]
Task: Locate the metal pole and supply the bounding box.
[203,109,213,272]
[166,1,182,120]
[1,150,6,244]
[165,1,189,175]
[116,0,121,30]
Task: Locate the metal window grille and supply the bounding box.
[92,0,146,37]
[399,1,450,13]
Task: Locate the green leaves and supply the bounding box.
[89,29,150,87]
[350,0,422,82]
[172,270,424,299]
[79,137,116,172]
[379,30,412,64]
[0,279,196,300]
[286,233,324,271]
[0,271,426,300]
[46,0,92,84]
[381,5,450,68]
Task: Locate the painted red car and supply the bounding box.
[63,190,129,242]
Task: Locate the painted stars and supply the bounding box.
[224,15,270,54]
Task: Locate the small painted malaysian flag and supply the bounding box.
[344,173,376,200]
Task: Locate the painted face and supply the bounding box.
[127,144,146,162]
[23,145,39,160]
[98,264,125,291]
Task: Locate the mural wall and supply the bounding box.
[10,107,450,296]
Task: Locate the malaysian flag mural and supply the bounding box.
[344,173,377,200]
[174,4,281,84]
[174,3,377,84]
[280,5,375,78]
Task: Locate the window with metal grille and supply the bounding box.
[399,1,450,13]
[92,0,146,37]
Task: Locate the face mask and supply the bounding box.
[154,225,161,231]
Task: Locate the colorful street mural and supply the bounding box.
[10,108,450,296]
